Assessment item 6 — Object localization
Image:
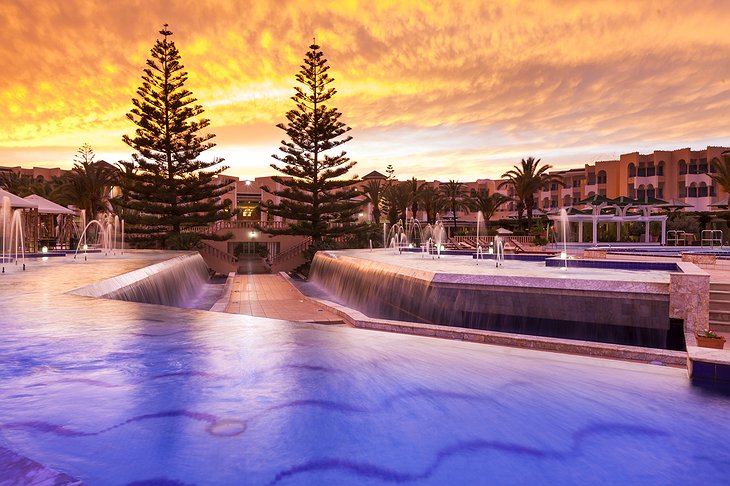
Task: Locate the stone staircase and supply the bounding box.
[709,282,730,333]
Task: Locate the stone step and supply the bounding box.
[710,300,730,312]
[708,320,730,332]
[710,282,730,292]
[709,311,730,322]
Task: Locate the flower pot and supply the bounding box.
[696,335,726,349]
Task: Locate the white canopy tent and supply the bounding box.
[0,189,39,209]
[23,194,74,215]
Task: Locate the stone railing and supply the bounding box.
[270,237,313,266]
[183,220,289,235]
[199,240,238,265]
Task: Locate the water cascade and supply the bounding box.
[70,253,210,308]
[308,251,675,349]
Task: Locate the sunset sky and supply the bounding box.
[1,0,730,181]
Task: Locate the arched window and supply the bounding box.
[647,163,655,177]
[597,170,607,184]
[563,195,571,207]
[679,160,687,175]
[628,163,636,177]
[637,185,646,200]
[657,161,665,176]
[699,182,708,198]
[646,184,655,199]
[542,197,550,209]
[688,183,698,198]
[637,164,646,177]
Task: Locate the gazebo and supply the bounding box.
[549,195,668,245]
[1,189,39,253]
[23,194,75,249]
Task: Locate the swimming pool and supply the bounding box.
[1,253,729,484]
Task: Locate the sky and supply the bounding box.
[1,0,730,182]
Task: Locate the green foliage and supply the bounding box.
[53,144,118,217]
[667,213,700,235]
[165,232,202,250]
[0,170,57,198]
[697,329,721,339]
[473,189,511,234]
[439,180,471,231]
[499,157,563,230]
[361,179,385,223]
[116,25,231,248]
[261,43,366,246]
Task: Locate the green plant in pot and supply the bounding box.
[695,329,726,349]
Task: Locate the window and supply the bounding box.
[628,164,636,177]
[688,184,698,198]
[699,183,708,198]
[637,166,646,177]
[573,179,581,188]
[711,158,720,173]
[679,160,687,175]
[597,171,607,184]
[657,162,664,176]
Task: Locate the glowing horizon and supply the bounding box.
[1,0,729,182]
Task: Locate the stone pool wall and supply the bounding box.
[309,252,703,350]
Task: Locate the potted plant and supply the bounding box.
[695,329,726,349]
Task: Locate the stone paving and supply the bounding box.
[223,274,344,323]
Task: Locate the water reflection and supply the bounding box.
[0,253,729,484]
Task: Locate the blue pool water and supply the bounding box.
[1,253,730,485]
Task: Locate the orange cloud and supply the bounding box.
[1,0,730,180]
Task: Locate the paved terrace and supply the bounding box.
[223,274,343,323]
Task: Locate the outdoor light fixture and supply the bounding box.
[245,180,251,186]
[41,246,48,254]
[83,244,88,251]
[249,231,256,238]
[560,251,568,259]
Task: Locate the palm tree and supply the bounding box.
[361,179,385,223]
[420,184,445,224]
[0,170,56,197]
[473,189,512,235]
[710,153,730,195]
[439,180,472,232]
[53,144,118,218]
[499,157,563,231]
[407,177,427,221]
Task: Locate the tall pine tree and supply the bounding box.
[261,42,365,244]
[117,25,231,248]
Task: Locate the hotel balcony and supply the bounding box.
[633,175,662,187]
[683,173,712,186]
[584,183,597,195]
